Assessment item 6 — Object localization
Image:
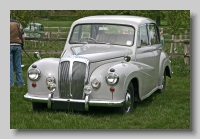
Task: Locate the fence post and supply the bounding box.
[179,33,182,47]
[184,30,189,65]
[174,35,177,53]
[48,32,51,38]
[170,35,174,57]
[160,28,163,33]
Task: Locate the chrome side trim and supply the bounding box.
[141,86,160,100]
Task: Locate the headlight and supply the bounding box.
[46,77,55,85]
[106,72,119,85]
[28,68,41,81]
[91,78,101,89]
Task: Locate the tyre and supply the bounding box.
[158,70,166,93]
[32,102,47,112]
[119,82,134,114]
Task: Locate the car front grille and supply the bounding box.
[59,56,89,99]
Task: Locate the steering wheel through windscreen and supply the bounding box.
[79,37,97,43]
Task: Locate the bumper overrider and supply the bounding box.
[24,93,124,111]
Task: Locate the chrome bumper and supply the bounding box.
[24,93,124,111]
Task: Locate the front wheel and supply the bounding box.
[119,82,134,114]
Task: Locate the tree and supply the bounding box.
[10,10,39,27]
[164,10,190,35]
[37,10,50,19]
[76,10,165,25]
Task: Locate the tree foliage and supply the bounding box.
[76,10,165,24]
[11,10,40,27]
[164,10,190,34]
[11,10,190,35]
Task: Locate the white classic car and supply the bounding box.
[24,15,172,114]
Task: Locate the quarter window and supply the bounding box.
[139,25,149,46]
[148,24,159,45]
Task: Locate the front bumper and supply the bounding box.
[24,93,124,111]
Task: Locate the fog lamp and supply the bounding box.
[91,78,101,89]
[46,77,55,85]
[47,82,56,92]
[84,84,93,95]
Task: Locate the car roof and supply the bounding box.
[72,15,156,26]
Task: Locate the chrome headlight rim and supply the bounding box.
[106,72,119,85]
[28,68,41,81]
[91,78,101,89]
[46,76,56,85]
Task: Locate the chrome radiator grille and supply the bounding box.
[59,56,89,99]
[59,61,70,98]
[71,62,86,99]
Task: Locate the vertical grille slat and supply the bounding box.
[59,61,70,98]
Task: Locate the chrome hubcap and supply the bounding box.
[125,91,131,112]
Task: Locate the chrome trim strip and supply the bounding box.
[24,94,124,108]
[47,93,54,109]
[69,60,73,98]
[141,86,159,100]
[89,100,124,107]
[85,95,89,111]
[24,94,48,103]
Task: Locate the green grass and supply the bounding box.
[10,20,190,129]
[35,20,73,27]
[10,51,190,129]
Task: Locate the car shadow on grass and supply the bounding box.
[31,91,161,116]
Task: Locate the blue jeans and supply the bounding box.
[10,45,24,86]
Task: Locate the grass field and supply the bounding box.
[10,20,190,129]
[10,54,190,129]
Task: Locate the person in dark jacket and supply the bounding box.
[10,11,26,86]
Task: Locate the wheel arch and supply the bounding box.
[165,65,171,78]
[130,77,141,102]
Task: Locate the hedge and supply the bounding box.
[48,15,79,21]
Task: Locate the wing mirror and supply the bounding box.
[34,52,41,59]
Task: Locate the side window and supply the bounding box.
[139,25,148,47]
[148,24,159,45]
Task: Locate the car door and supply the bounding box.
[147,23,162,86]
[135,24,156,97]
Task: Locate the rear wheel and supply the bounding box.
[158,70,166,93]
[32,102,47,112]
[119,82,134,114]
